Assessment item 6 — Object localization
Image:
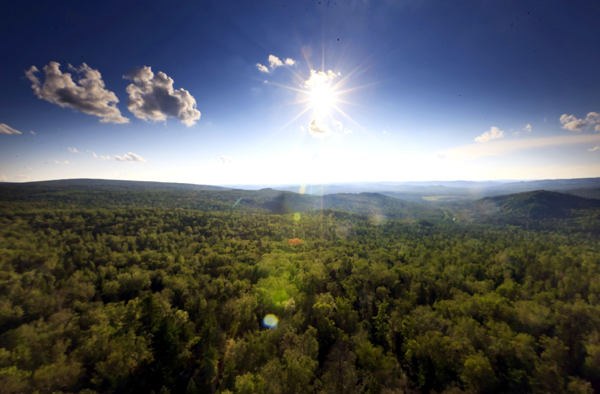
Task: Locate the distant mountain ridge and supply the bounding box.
[0,178,231,192]
[0,180,441,221]
[475,190,600,219]
[226,177,600,200]
[2,179,600,225]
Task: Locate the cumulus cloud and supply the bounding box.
[560,112,600,131]
[256,63,269,73]
[25,62,129,124]
[114,152,145,162]
[68,147,78,153]
[475,127,505,142]
[523,124,532,133]
[256,55,296,73]
[344,128,353,134]
[220,156,234,164]
[30,130,36,135]
[124,66,201,126]
[589,146,600,152]
[269,55,283,68]
[0,123,23,135]
[309,117,328,135]
[304,70,340,88]
[53,160,69,165]
[88,151,109,159]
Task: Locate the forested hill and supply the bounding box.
[2,200,600,393]
[475,190,600,219]
[2,182,600,393]
[0,178,231,193]
[0,181,442,221]
[3,180,600,225]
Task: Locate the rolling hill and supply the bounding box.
[474,190,600,220]
[0,180,442,221]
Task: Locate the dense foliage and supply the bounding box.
[0,184,442,221]
[1,194,600,393]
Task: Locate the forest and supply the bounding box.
[1,182,600,393]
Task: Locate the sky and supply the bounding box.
[1,0,600,185]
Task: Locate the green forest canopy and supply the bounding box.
[1,183,600,393]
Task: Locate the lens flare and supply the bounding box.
[263,314,279,329]
[232,197,242,207]
[261,52,377,141]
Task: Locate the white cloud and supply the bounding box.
[269,55,283,68]
[257,55,297,73]
[560,112,600,131]
[220,156,234,164]
[53,160,69,165]
[332,119,343,130]
[0,123,23,135]
[256,63,269,73]
[589,145,600,152]
[304,70,340,88]
[30,130,36,135]
[68,147,78,153]
[88,150,109,159]
[382,129,389,134]
[596,125,600,132]
[523,124,532,133]
[309,117,328,135]
[25,62,129,124]
[475,126,505,142]
[344,128,353,134]
[114,152,145,162]
[124,66,201,126]
[441,133,600,160]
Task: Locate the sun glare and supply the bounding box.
[263,64,375,138]
[310,85,335,114]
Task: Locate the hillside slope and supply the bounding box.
[0,181,441,221]
[474,190,600,220]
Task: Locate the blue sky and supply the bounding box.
[1,0,600,184]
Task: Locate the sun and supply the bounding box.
[310,85,336,114]
[263,65,375,138]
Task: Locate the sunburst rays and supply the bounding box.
[263,64,375,139]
